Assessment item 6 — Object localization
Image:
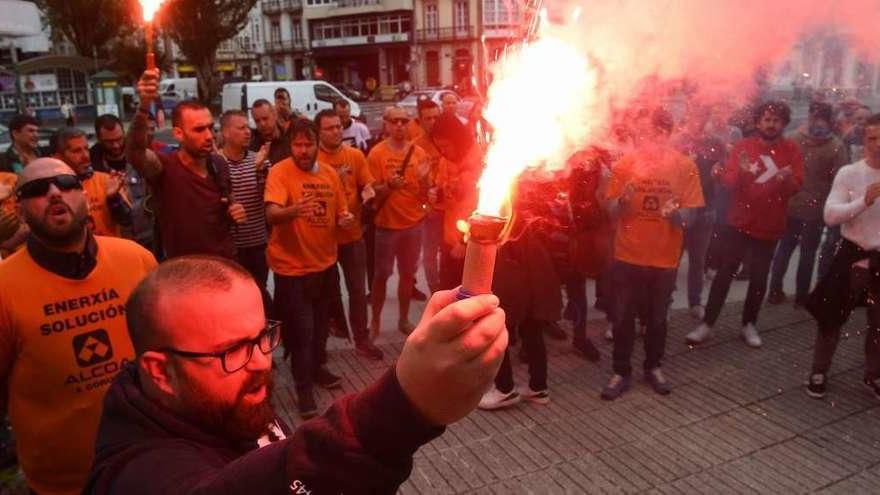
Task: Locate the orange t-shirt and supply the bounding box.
[435,147,482,248]
[367,140,429,230]
[317,145,374,244]
[0,236,157,495]
[265,160,348,276]
[605,147,704,269]
[82,172,125,238]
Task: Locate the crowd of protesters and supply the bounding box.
[0,62,879,493]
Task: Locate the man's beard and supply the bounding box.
[758,128,781,141]
[26,199,88,248]
[176,368,277,442]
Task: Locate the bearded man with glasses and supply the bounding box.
[86,255,508,494]
[0,157,157,495]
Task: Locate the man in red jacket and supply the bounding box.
[687,101,804,348]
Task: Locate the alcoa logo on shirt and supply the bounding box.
[72,329,114,367]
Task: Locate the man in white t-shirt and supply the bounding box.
[334,99,370,152]
[806,113,880,401]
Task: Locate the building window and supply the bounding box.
[425,2,438,33]
[484,0,519,27]
[270,20,281,42]
[313,14,410,41]
[306,0,335,5]
[291,18,302,40]
[425,50,440,86]
[454,1,469,33]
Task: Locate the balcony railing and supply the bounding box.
[265,39,306,53]
[336,0,379,7]
[263,0,302,14]
[416,26,475,42]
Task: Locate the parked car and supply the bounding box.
[334,83,366,102]
[221,80,362,123]
[398,89,473,118]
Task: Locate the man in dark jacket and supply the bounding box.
[85,255,507,494]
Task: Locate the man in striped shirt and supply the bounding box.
[221,110,272,313]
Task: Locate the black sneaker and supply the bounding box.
[573,338,600,362]
[297,390,318,419]
[864,377,880,400]
[355,341,384,361]
[600,374,631,401]
[807,373,827,399]
[313,368,342,389]
[645,368,672,395]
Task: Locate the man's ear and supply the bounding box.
[139,351,177,397]
[172,126,184,143]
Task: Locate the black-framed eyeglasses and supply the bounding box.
[159,320,282,373]
[16,174,82,199]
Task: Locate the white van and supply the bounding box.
[221,81,361,122]
[159,78,198,102]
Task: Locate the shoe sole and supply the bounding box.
[806,388,826,399]
[316,380,342,389]
[600,383,631,401]
[478,395,522,410]
[523,395,550,405]
[742,336,762,348]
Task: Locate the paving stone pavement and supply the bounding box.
[272,300,880,494]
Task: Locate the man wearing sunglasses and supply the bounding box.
[86,255,507,494]
[0,158,157,495]
[128,69,247,259]
[367,106,432,340]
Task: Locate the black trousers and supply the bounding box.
[236,244,273,318]
[704,227,777,327]
[495,318,548,392]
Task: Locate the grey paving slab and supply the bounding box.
[267,285,880,494]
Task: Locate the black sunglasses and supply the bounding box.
[385,117,410,125]
[15,174,82,199]
[159,320,282,373]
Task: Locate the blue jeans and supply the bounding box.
[373,222,424,284]
[610,260,677,377]
[683,211,714,307]
[422,209,443,291]
[769,216,824,302]
[274,267,335,394]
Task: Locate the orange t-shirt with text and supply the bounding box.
[265,160,348,276]
[367,140,429,230]
[317,145,374,244]
[82,172,125,238]
[605,147,704,269]
[0,236,157,495]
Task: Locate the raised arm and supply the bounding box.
[127,69,164,180]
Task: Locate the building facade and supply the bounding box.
[411,0,479,89]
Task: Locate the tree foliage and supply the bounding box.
[161,0,258,103]
[34,0,136,58]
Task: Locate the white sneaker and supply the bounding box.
[604,322,614,341]
[689,305,705,320]
[685,323,713,345]
[478,387,521,410]
[741,323,762,348]
[520,386,550,405]
[704,269,716,281]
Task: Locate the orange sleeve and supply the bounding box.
[680,156,706,209]
[353,149,374,187]
[264,165,289,206]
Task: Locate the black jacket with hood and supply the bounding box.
[84,364,443,494]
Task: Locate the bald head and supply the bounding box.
[383,106,410,142]
[19,157,76,185]
[126,256,259,355]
